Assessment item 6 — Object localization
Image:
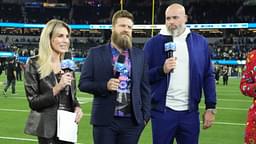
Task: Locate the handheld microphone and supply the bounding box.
[61,52,77,95]
[114,55,126,78]
[164,36,176,72]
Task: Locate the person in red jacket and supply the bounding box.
[240,50,256,144]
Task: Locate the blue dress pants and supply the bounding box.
[151,108,200,144]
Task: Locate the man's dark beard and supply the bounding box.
[111,31,132,50]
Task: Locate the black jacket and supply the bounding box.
[24,56,80,138]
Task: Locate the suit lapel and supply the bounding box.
[101,44,113,75]
[130,49,137,81]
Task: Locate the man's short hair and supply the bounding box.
[112,10,134,26]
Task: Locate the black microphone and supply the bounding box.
[164,36,176,73]
[114,54,126,78]
[61,52,76,95]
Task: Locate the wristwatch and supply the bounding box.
[206,109,217,115]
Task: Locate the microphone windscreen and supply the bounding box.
[61,59,77,71]
[164,36,176,52]
[164,42,176,52]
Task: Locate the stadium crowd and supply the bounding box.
[0,0,254,77]
[0,0,254,24]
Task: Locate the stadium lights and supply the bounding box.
[0,22,255,29]
[0,22,250,65]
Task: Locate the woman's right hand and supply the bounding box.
[58,72,73,89]
[53,72,73,96]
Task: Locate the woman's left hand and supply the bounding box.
[74,107,83,124]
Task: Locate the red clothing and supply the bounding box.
[240,50,256,144]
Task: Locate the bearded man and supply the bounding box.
[143,3,217,144]
[79,10,151,144]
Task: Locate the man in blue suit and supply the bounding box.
[144,3,217,144]
[79,10,150,144]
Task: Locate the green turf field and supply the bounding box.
[0,74,250,144]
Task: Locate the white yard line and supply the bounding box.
[217,98,251,102]
[211,121,245,126]
[0,108,28,112]
[0,136,37,142]
[1,97,26,99]
[199,106,248,111]
[0,108,91,116]
[214,107,248,111]
[4,97,251,103]
[1,97,93,104]
[0,136,84,144]
[0,104,248,114]
[0,108,245,126]
[78,97,93,104]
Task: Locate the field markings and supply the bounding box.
[211,121,245,126]
[215,107,247,111]
[0,108,28,112]
[1,97,93,104]
[0,136,84,144]
[0,136,37,142]
[217,98,251,102]
[77,97,92,104]
[199,106,247,111]
[4,97,251,103]
[0,108,246,126]
[0,108,92,117]
[0,107,246,128]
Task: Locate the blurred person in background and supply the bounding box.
[79,10,150,144]
[222,66,229,85]
[16,61,22,81]
[144,3,217,144]
[3,57,16,96]
[23,19,83,144]
[0,61,3,75]
[240,50,256,144]
[215,65,220,84]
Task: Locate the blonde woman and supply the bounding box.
[24,19,83,144]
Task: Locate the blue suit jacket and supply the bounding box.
[79,44,151,125]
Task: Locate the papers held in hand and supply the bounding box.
[57,110,78,143]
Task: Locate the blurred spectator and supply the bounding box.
[214,65,220,84]
[16,62,22,81]
[0,61,3,75]
[3,58,16,96]
[222,66,229,85]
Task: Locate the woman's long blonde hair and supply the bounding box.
[37,19,71,79]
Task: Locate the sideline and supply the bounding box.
[0,108,245,126]
[3,97,251,103]
[0,108,91,116]
[211,121,245,126]
[0,136,37,142]
[0,97,93,104]
[199,106,247,111]
[0,136,84,144]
